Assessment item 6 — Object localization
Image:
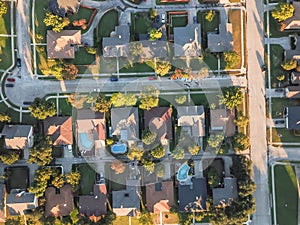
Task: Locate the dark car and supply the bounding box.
[261,64,267,72]
[23,101,32,105]
[7,78,15,82]
[275,88,284,92]
[5,83,14,87]
[110,77,118,82]
[96,172,105,184]
[275,120,285,125]
[16,58,21,67]
[193,16,197,24]
[155,15,160,23]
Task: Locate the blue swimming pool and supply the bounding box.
[79,132,93,149]
[177,163,190,181]
[111,143,127,154]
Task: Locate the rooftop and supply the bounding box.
[48,0,80,17]
[1,125,33,150]
[212,177,238,206]
[210,108,235,137]
[286,106,300,130]
[6,190,37,215]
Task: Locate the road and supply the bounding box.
[246,1,271,225]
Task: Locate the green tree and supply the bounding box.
[0,1,7,16]
[142,159,155,173]
[281,59,297,71]
[155,60,171,76]
[43,12,70,33]
[139,210,154,225]
[70,208,79,225]
[139,86,160,111]
[188,145,200,155]
[175,95,187,105]
[100,211,116,225]
[172,146,184,160]
[155,164,165,178]
[271,2,294,22]
[127,146,144,161]
[28,167,54,197]
[0,151,19,165]
[92,94,111,113]
[149,28,162,41]
[151,145,165,159]
[233,133,250,151]
[65,172,81,190]
[218,87,243,109]
[142,129,157,145]
[62,64,78,80]
[205,10,215,22]
[276,74,285,81]
[29,136,53,166]
[223,51,240,69]
[149,8,158,19]
[0,113,11,122]
[129,42,143,57]
[111,93,137,107]
[207,167,220,188]
[234,113,249,127]
[29,98,56,120]
[51,174,65,189]
[207,133,224,148]
[67,93,86,109]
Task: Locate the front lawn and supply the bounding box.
[0,37,12,70]
[58,98,72,116]
[228,10,242,69]
[271,98,300,118]
[106,163,129,192]
[269,45,286,87]
[5,166,29,192]
[119,62,154,73]
[265,12,291,38]
[69,6,96,32]
[203,51,218,70]
[74,164,96,195]
[274,165,298,225]
[0,2,11,35]
[113,216,140,225]
[272,128,300,143]
[67,48,96,65]
[34,0,48,40]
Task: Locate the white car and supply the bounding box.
[161,13,166,23]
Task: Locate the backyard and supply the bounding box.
[74,164,96,195]
[131,12,151,41]
[5,166,29,192]
[168,12,188,36]
[273,164,298,225]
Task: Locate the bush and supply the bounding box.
[281,59,297,71]
[151,145,165,159]
[142,129,157,145]
[233,133,250,151]
[86,47,97,55]
[175,95,187,105]
[271,3,294,22]
[205,10,215,22]
[224,51,240,69]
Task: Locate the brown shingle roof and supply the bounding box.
[282,2,300,30]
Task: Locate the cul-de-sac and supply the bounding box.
[0,0,298,224]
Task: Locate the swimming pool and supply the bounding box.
[177,163,190,181]
[111,143,127,154]
[79,132,93,149]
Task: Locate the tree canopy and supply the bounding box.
[155,60,171,76]
[149,28,162,41]
[111,93,137,107]
[233,133,250,151]
[234,113,249,127]
[129,42,143,57]
[28,167,54,197]
[207,133,224,148]
[0,151,19,165]
[139,86,160,111]
[29,98,56,120]
[175,95,187,105]
[205,10,215,22]
[0,1,7,17]
[62,64,78,80]
[0,113,11,123]
[172,146,185,160]
[65,172,81,190]
[281,59,297,71]
[29,136,53,166]
[67,93,86,109]
[127,146,144,161]
[43,12,70,33]
[142,159,155,173]
[142,129,157,145]
[218,87,243,109]
[271,3,294,22]
[149,8,158,19]
[188,145,200,155]
[52,174,65,189]
[150,145,165,159]
[155,164,165,178]
[111,160,125,174]
[223,51,240,69]
[92,94,111,113]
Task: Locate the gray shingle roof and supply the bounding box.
[286,106,300,130]
[208,23,233,53]
[6,190,37,215]
[2,125,32,138]
[212,177,238,206]
[48,0,80,17]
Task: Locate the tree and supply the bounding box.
[41,60,63,80]
[111,93,137,107]
[142,159,155,173]
[142,129,157,145]
[149,28,162,41]
[124,93,137,106]
[0,151,19,165]
[271,3,294,22]
[0,113,11,122]
[52,174,65,189]
[223,51,240,69]
[0,1,7,16]
[155,60,171,76]
[129,42,143,57]
[207,133,224,148]
[281,59,297,71]
[172,146,184,160]
[276,74,285,81]
[151,145,165,159]
[188,145,200,155]
[155,164,165,178]
[207,167,220,188]
[218,87,243,109]
[62,64,78,80]
[28,167,54,197]
[149,8,158,19]
[67,93,86,109]
[99,211,116,225]
[92,94,111,113]
[29,136,53,166]
[139,86,160,111]
[111,160,125,174]
[233,133,250,151]
[175,95,187,105]
[234,113,249,127]
[205,10,215,22]
[139,210,154,225]
[65,172,81,189]
[70,208,79,225]
[43,12,70,33]
[127,146,144,161]
[29,98,56,120]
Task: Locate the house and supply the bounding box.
[178,177,207,212]
[43,116,73,146]
[285,86,300,98]
[212,177,238,206]
[144,107,173,141]
[139,39,168,59]
[145,181,174,213]
[210,108,235,137]
[281,2,300,30]
[79,184,107,217]
[285,106,300,130]
[285,35,300,62]
[177,106,205,138]
[102,25,130,58]
[111,107,139,141]
[291,71,300,85]
[76,109,106,156]
[1,125,33,150]
[48,0,81,17]
[174,24,202,57]
[6,190,38,215]
[45,184,74,217]
[112,179,140,216]
[0,184,5,222]
[47,30,81,59]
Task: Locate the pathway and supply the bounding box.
[264,37,291,50]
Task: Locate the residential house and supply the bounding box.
[291,71,300,85]
[6,190,38,215]
[47,30,81,59]
[174,24,202,57]
[285,35,300,62]
[45,184,74,217]
[48,0,81,17]
[177,106,205,138]
[285,86,300,98]
[111,107,139,142]
[281,2,300,30]
[112,179,140,216]
[1,125,33,150]
[79,184,107,217]
[212,177,238,206]
[285,106,300,130]
[138,33,168,59]
[102,25,130,58]
[0,184,5,222]
[210,108,235,137]
[178,177,207,212]
[43,116,73,146]
[145,181,174,213]
[76,109,106,156]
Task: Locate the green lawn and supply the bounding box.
[0,101,36,124]
[67,48,96,65]
[75,164,96,195]
[203,52,218,70]
[274,165,298,225]
[5,166,29,192]
[265,12,291,38]
[119,62,154,73]
[269,45,286,87]
[106,163,128,192]
[131,12,151,40]
[169,14,188,34]
[271,98,300,118]
[0,37,12,70]
[272,128,300,143]
[58,98,72,116]
[113,216,140,225]
[69,7,95,26]
[0,3,11,35]
[197,11,220,34]
[34,0,48,40]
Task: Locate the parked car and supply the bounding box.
[23,101,32,105]
[7,78,15,82]
[5,84,14,87]
[96,172,105,184]
[148,76,156,80]
[16,58,21,67]
[155,15,160,23]
[275,88,284,92]
[110,77,118,82]
[161,13,166,23]
[275,120,285,125]
[193,16,197,24]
